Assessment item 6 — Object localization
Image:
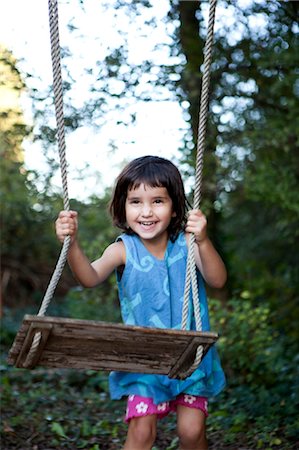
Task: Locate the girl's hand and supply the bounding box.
[55,210,78,244]
[186,209,208,243]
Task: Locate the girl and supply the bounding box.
[56,155,227,450]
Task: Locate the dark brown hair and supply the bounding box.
[109,155,188,241]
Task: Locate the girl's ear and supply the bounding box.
[172,211,177,217]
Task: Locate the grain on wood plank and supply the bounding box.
[7,315,218,378]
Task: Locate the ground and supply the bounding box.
[1,357,298,449]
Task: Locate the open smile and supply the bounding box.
[139,221,157,226]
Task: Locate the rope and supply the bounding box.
[179,0,217,379]
[23,0,71,367]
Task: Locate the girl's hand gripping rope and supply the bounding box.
[55,210,78,244]
[185,209,208,243]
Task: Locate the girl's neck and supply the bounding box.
[139,232,169,260]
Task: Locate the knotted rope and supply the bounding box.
[23,0,71,367]
[180,0,217,378]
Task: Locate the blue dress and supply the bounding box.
[109,232,226,404]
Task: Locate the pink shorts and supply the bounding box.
[125,394,208,422]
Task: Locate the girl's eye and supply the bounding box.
[154,199,163,204]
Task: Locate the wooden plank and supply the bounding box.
[8,315,218,379]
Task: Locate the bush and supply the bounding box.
[208,296,299,447]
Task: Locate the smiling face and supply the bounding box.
[125,183,176,243]
[110,156,188,241]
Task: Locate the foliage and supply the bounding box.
[172,0,299,340]
[0,45,29,161]
[0,156,62,306]
[209,296,299,449]
[1,135,117,307]
[219,1,299,338]
[210,296,299,387]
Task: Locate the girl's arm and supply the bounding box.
[185,209,227,289]
[56,210,125,287]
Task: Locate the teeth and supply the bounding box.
[141,222,154,225]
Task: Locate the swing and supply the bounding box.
[8,0,219,380]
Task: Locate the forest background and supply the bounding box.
[1,0,298,449]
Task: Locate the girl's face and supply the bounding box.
[125,183,176,243]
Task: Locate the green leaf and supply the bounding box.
[271,438,282,446]
[51,422,68,439]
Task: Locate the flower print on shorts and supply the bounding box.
[135,401,149,414]
[184,394,197,405]
[125,394,208,422]
[157,402,169,412]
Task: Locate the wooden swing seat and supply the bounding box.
[8,315,218,379]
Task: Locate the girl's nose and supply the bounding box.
[141,204,153,217]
